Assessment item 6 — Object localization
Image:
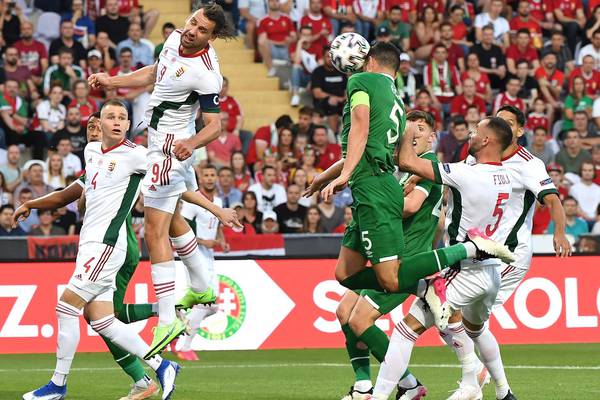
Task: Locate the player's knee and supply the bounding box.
[336,301,352,324]
[348,313,370,336]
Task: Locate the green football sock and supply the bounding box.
[341,269,384,291]
[341,323,371,382]
[397,245,467,292]
[102,336,146,383]
[357,325,389,362]
[118,304,155,324]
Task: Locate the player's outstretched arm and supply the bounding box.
[181,190,243,230]
[173,112,221,161]
[13,181,83,226]
[304,158,345,197]
[544,193,572,257]
[397,125,435,182]
[88,63,157,90]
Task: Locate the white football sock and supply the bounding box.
[151,261,176,325]
[181,305,218,351]
[171,230,211,292]
[441,322,478,387]
[373,320,418,399]
[353,380,373,392]
[467,325,510,398]
[463,242,478,258]
[52,301,81,386]
[398,373,418,389]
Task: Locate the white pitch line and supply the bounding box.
[0,362,598,373]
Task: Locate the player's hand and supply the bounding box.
[553,232,572,258]
[203,239,218,249]
[217,208,243,230]
[172,138,195,161]
[403,175,422,196]
[321,175,348,202]
[12,204,31,227]
[88,73,113,90]
[220,241,230,253]
[302,178,323,198]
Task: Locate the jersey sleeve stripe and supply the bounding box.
[102,174,143,247]
[537,188,559,204]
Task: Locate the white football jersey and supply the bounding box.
[435,161,513,268]
[77,140,147,252]
[180,193,223,241]
[144,30,223,138]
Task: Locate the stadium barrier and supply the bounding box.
[0,256,599,354]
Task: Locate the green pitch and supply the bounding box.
[1,344,599,399]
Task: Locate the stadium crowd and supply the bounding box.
[0,0,598,249]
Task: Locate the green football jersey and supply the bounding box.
[399,151,442,256]
[341,72,406,185]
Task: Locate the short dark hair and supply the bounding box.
[517,28,531,36]
[485,116,513,150]
[0,204,14,213]
[312,124,328,134]
[440,21,452,30]
[449,4,463,13]
[367,42,401,73]
[407,110,435,130]
[196,3,236,40]
[262,164,276,174]
[162,22,176,31]
[516,59,529,67]
[218,166,233,174]
[275,115,293,130]
[202,164,218,173]
[563,195,578,205]
[299,106,314,117]
[101,99,128,114]
[482,25,494,33]
[574,110,589,119]
[452,116,467,128]
[58,47,73,57]
[390,5,402,12]
[497,104,525,128]
[119,47,132,55]
[433,43,447,53]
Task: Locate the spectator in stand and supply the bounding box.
[117,23,154,67]
[301,205,325,233]
[115,0,159,39]
[411,6,440,62]
[49,21,87,68]
[464,104,480,132]
[510,1,543,48]
[109,47,149,120]
[287,0,310,27]
[232,151,253,192]
[294,145,322,183]
[578,29,600,70]
[0,204,25,236]
[53,204,77,235]
[541,30,575,75]
[506,29,540,75]
[312,125,341,170]
[206,112,242,169]
[547,163,570,200]
[554,0,586,55]
[461,52,492,104]
[54,107,87,163]
[333,205,352,233]
[527,127,557,165]
[563,76,593,131]
[547,196,588,239]
[260,210,280,233]
[396,52,418,107]
[585,6,600,46]
[353,0,382,40]
[301,0,332,50]
[0,0,26,46]
[247,115,293,171]
[290,168,316,207]
[493,76,525,115]
[277,127,298,172]
[219,77,250,151]
[257,0,297,77]
[85,51,107,103]
[290,25,323,107]
[274,183,307,233]
[62,0,96,48]
[0,145,21,192]
[450,78,486,118]
[154,22,176,60]
[239,0,279,50]
[311,45,347,132]
[474,0,509,48]
[0,79,29,146]
[424,43,462,107]
[556,130,593,174]
[29,209,66,236]
[469,25,506,90]
[413,89,442,132]
[570,161,600,225]
[439,21,465,72]
[3,47,34,95]
[88,32,116,72]
[574,112,600,151]
[15,187,39,231]
[436,116,469,162]
[248,165,287,213]
[448,5,470,48]
[377,5,410,50]
[56,137,82,177]
[317,194,344,232]
[292,106,314,138]
[593,145,600,186]
[43,48,85,98]
[14,162,53,200]
[217,166,243,208]
[14,21,48,88]
[569,55,600,100]
[323,0,355,35]
[534,52,564,115]
[68,79,98,127]
[44,153,66,188]
[34,84,66,159]
[515,59,539,109]
[0,172,12,205]
[96,0,131,46]
[241,190,263,233]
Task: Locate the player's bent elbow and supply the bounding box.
[379,276,399,293]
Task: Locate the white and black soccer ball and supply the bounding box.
[329,33,370,74]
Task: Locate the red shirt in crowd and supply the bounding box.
[534,67,565,102]
[510,17,542,37]
[506,44,539,65]
[326,0,354,14]
[569,67,600,97]
[382,0,414,22]
[553,0,582,18]
[594,164,600,186]
[207,134,242,165]
[257,15,295,42]
[246,125,275,165]
[99,0,139,15]
[450,94,487,116]
[220,95,242,133]
[460,71,490,98]
[589,0,600,14]
[69,98,98,126]
[494,92,525,112]
[432,43,464,69]
[300,14,333,49]
[416,0,445,14]
[451,21,468,41]
[316,143,342,170]
[13,39,47,76]
[530,0,553,20]
[423,62,461,103]
[526,112,550,132]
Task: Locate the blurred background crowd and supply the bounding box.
[0,0,598,252]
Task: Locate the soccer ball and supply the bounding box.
[329,33,370,74]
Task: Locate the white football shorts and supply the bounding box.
[493,263,528,308]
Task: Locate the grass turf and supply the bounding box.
[2,344,599,399]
